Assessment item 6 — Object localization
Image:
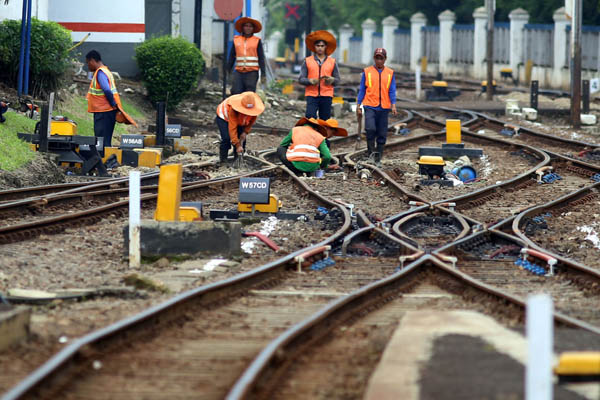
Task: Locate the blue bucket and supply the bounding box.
[451,166,477,182]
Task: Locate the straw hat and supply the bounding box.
[229,92,265,116]
[295,117,327,135]
[235,17,262,34]
[317,118,348,137]
[306,30,337,55]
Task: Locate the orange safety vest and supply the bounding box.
[234,35,260,72]
[286,126,325,163]
[305,56,335,97]
[87,66,122,113]
[362,65,394,109]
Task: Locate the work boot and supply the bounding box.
[375,143,385,167]
[219,147,229,165]
[367,139,376,163]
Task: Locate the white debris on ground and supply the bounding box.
[576,225,600,250]
[241,216,279,254]
[479,154,492,178]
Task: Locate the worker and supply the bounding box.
[86,50,123,154]
[356,48,397,166]
[228,17,266,94]
[277,117,347,176]
[298,30,340,120]
[215,91,265,164]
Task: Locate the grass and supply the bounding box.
[0,112,37,171]
[0,92,147,171]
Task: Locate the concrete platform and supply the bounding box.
[0,305,30,351]
[364,310,596,400]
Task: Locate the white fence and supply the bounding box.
[451,25,474,64]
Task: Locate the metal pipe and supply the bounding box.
[571,0,582,128]
[17,0,28,96]
[305,0,312,57]
[222,21,229,100]
[23,0,32,95]
[485,0,494,101]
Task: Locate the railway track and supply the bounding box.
[5,102,600,399]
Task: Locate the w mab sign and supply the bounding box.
[214,0,243,21]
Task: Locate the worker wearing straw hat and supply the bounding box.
[298,30,340,120]
[216,91,265,164]
[228,17,266,94]
[277,117,346,176]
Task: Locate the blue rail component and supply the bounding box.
[532,212,552,224]
[515,258,547,276]
[500,128,516,137]
[541,173,562,184]
[317,206,330,215]
[399,127,411,135]
[592,173,600,182]
[309,257,336,271]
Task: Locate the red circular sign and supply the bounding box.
[215,0,244,21]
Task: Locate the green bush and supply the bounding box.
[0,18,72,97]
[135,36,205,111]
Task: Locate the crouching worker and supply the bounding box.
[215,91,265,164]
[277,118,347,176]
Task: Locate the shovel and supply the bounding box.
[354,109,363,150]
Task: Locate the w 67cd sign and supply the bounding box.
[215,0,243,21]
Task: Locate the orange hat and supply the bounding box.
[317,118,348,137]
[295,117,326,135]
[116,106,138,127]
[306,30,337,56]
[235,17,262,34]
[228,92,265,116]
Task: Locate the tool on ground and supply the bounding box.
[233,153,246,169]
[243,231,280,252]
[355,107,363,150]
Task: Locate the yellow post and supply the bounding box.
[294,38,300,53]
[525,59,533,85]
[343,49,348,63]
[284,47,290,61]
[421,56,428,73]
[154,164,182,221]
[446,119,461,144]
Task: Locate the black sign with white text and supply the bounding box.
[120,134,145,149]
[165,124,182,138]
[239,177,270,204]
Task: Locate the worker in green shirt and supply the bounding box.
[277,117,347,176]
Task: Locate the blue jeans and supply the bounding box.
[364,107,389,145]
[305,96,332,120]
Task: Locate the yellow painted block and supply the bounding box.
[154,164,182,221]
[238,194,281,213]
[294,38,299,53]
[446,119,461,144]
[102,147,122,164]
[143,134,156,147]
[420,56,428,73]
[134,148,162,168]
[282,84,294,95]
[417,156,445,166]
[501,67,513,73]
[173,136,191,153]
[481,80,497,86]
[555,352,600,375]
[179,206,202,222]
[332,97,344,104]
[432,81,448,88]
[284,48,290,60]
[29,143,37,152]
[343,49,348,63]
[50,120,77,136]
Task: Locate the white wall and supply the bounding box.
[48,0,144,43]
[1,0,48,21]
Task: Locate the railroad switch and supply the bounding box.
[419,120,483,159]
[500,124,519,137]
[425,81,460,101]
[480,80,497,95]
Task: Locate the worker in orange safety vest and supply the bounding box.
[215,91,265,164]
[277,117,347,176]
[227,17,266,94]
[298,30,340,120]
[86,50,123,155]
[356,48,397,166]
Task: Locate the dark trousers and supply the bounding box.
[364,107,389,145]
[93,109,117,155]
[305,96,332,120]
[231,70,259,94]
[277,146,304,175]
[216,116,245,160]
